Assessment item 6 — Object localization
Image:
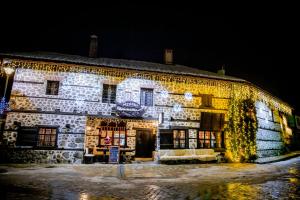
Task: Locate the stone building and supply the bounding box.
[0,48,294,164]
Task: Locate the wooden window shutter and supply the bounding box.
[200,112,212,130]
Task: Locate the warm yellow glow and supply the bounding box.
[3,67,14,75]
[79,192,88,200]
[2,58,292,114]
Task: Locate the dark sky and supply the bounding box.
[0,3,299,113]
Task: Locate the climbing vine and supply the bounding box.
[225,93,258,162]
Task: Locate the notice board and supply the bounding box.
[108,146,120,164]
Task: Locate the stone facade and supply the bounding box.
[0,149,83,164]
[255,101,288,158]
[0,59,294,163]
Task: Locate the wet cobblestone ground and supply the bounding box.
[0,157,300,199]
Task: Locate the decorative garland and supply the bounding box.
[0,58,292,114]
[225,89,258,162]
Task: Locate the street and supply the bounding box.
[1,157,300,199]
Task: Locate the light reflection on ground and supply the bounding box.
[0,157,300,199]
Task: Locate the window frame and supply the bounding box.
[46,80,60,95]
[16,126,39,147]
[173,129,187,149]
[201,94,213,107]
[98,122,127,147]
[159,129,173,149]
[36,126,58,148]
[198,130,224,149]
[102,84,117,104]
[140,88,154,106]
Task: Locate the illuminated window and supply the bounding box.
[46,81,59,95]
[198,131,223,148]
[98,121,127,147]
[102,84,116,104]
[37,127,57,147]
[173,130,186,149]
[140,88,153,106]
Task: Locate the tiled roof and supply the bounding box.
[0,51,246,82]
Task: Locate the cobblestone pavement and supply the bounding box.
[0,157,300,199]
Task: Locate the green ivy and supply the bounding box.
[225,96,258,162]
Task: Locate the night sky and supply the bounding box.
[0,3,299,113]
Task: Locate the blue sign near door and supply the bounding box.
[109,146,120,164]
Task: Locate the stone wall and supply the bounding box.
[255,101,285,157]
[1,66,293,163]
[5,112,86,133]
[2,112,86,163]
[10,68,230,121]
[0,149,83,164]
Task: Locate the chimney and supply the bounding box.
[217,65,226,76]
[164,49,173,65]
[89,35,98,58]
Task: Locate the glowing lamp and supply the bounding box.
[184,92,193,101]
[173,103,182,112]
[161,90,169,98]
[3,67,14,75]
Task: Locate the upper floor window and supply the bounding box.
[201,94,212,107]
[102,84,116,104]
[140,88,153,106]
[200,112,225,131]
[46,81,59,95]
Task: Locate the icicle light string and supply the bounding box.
[1,59,292,114]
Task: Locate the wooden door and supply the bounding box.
[135,129,154,158]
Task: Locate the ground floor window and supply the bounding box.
[173,130,186,148]
[16,126,57,147]
[98,121,127,147]
[198,131,223,148]
[37,127,57,147]
[160,129,224,149]
[160,130,173,149]
[16,127,38,146]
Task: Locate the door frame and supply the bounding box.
[135,128,154,158]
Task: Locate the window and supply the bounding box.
[159,129,173,149]
[16,127,38,146]
[201,94,212,107]
[102,84,116,104]
[198,131,223,148]
[16,126,57,147]
[200,112,225,131]
[173,130,186,148]
[98,121,127,147]
[46,81,59,95]
[140,88,153,106]
[37,127,57,147]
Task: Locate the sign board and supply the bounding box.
[108,146,120,164]
[115,101,146,118]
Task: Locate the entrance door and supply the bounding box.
[135,129,154,158]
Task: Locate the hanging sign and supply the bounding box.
[115,101,146,118]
